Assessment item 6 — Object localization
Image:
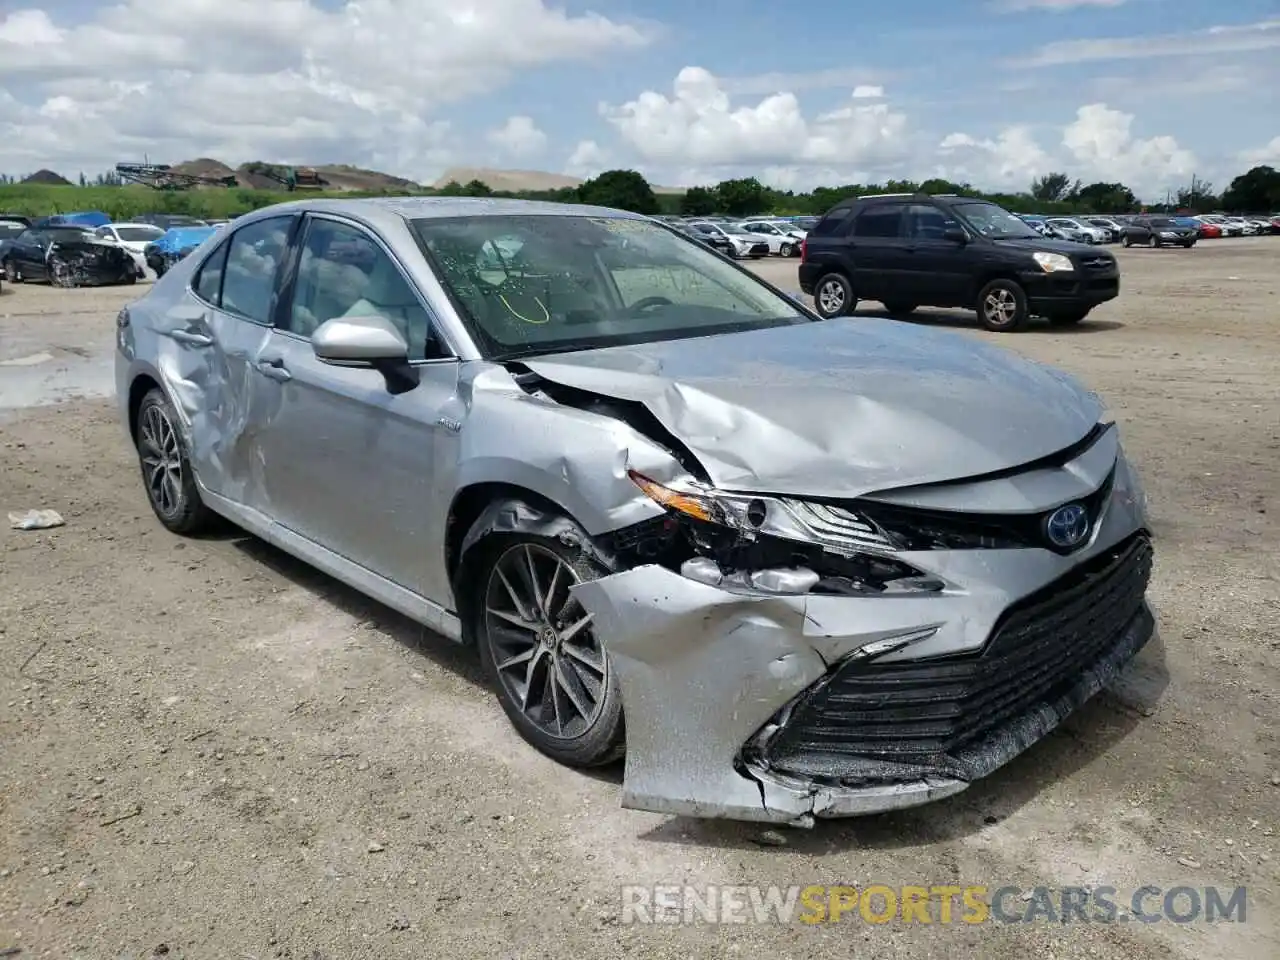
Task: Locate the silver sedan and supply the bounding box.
[116,197,1154,825]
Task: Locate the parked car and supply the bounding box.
[133,213,211,230]
[93,222,166,278]
[1244,215,1276,235]
[143,226,219,277]
[1175,216,1221,239]
[1199,215,1242,236]
[32,210,111,229]
[114,196,1153,823]
[799,193,1119,331]
[1120,216,1197,248]
[685,221,769,259]
[1224,216,1258,236]
[674,223,734,256]
[734,220,803,256]
[1086,218,1124,243]
[1045,218,1105,244]
[1,224,137,286]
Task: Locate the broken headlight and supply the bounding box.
[627,471,899,555]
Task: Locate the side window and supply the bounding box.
[284,219,441,362]
[221,216,293,324]
[905,204,955,240]
[810,207,852,236]
[193,241,230,305]
[852,205,904,239]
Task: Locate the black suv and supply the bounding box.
[798,193,1120,331]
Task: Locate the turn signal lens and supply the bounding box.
[627,470,715,522]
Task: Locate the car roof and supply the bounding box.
[231,196,647,235]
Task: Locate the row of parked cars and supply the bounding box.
[1016,212,1280,247]
[0,210,226,290]
[656,215,820,259]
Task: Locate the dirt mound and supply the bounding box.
[23,169,71,185]
[433,166,684,195]
[170,158,244,186]
[312,164,420,192]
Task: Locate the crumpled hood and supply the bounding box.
[522,319,1103,497]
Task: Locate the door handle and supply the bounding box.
[169,330,213,347]
[256,357,292,382]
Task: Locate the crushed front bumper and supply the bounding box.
[571,454,1154,826]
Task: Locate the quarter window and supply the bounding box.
[853,205,904,239]
[193,241,229,305]
[811,207,852,235]
[284,219,441,361]
[220,216,293,324]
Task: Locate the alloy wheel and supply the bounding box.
[817,279,845,315]
[983,288,1019,327]
[138,403,184,518]
[483,543,608,740]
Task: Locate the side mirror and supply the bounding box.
[312,314,409,364]
[943,226,968,244]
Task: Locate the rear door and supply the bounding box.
[13,230,49,277]
[163,214,298,505]
[247,214,461,599]
[848,203,906,301]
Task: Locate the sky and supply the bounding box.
[0,0,1277,200]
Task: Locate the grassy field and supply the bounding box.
[0,183,428,220]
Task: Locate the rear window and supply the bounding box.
[810,207,852,236]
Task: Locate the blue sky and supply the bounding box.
[1,0,1277,197]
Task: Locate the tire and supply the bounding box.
[882,300,917,316]
[121,270,137,285]
[976,278,1029,332]
[813,272,856,318]
[135,388,216,535]
[1047,308,1090,326]
[2,259,18,282]
[1121,235,1132,248]
[470,528,625,767]
[48,255,74,288]
[1181,240,1195,249]
[779,242,793,258]
[1147,235,1159,249]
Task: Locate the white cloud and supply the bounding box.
[1061,103,1195,192]
[0,0,650,179]
[936,127,1054,191]
[1010,18,1280,67]
[601,67,910,187]
[851,85,885,99]
[1239,137,1280,167]
[487,116,547,157]
[994,0,1128,11]
[719,67,885,96]
[565,140,610,179]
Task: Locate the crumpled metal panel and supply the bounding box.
[45,241,133,287]
[523,317,1103,498]
[569,454,1150,824]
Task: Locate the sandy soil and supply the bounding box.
[1,240,1278,959]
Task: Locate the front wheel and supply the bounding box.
[813,273,856,318]
[1181,240,1195,248]
[2,259,19,282]
[779,242,793,258]
[135,388,216,535]
[1120,235,1132,248]
[1148,235,1159,248]
[977,279,1029,332]
[472,532,624,767]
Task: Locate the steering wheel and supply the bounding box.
[627,295,673,316]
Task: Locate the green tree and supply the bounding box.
[714,177,768,217]
[680,185,718,216]
[463,179,493,197]
[1030,172,1080,203]
[1074,181,1137,214]
[1174,176,1219,213]
[1221,166,1280,212]
[577,169,658,214]
[918,178,969,195]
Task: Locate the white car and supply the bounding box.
[1224,216,1258,236]
[1046,218,1106,244]
[686,221,770,259]
[1199,215,1241,236]
[734,220,804,256]
[93,222,167,276]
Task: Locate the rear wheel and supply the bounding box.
[2,260,18,282]
[135,388,215,535]
[813,273,855,318]
[1121,235,1132,248]
[977,279,1029,332]
[472,532,624,767]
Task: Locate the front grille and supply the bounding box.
[756,533,1153,781]
[1080,256,1114,271]
[857,466,1115,553]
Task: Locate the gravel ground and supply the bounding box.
[1,240,1278,959]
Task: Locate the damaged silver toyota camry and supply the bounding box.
[115,197,1154,825]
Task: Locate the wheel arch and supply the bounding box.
[126,372,164,442]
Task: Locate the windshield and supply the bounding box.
[952,201,1040,239]
[413,214,810,360]
[1148,218,1175,227]
[117,225,165,242]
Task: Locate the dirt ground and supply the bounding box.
[1,240,1278,959]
